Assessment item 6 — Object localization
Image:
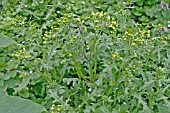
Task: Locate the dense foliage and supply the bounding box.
[0,0,170,113]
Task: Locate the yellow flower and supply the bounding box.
[131,43,136,47]
[96,12,100,15]
[52,104,55,107]
[99,12,103,17]
[68,53,72,57]
[108,24,113,28]
[95,25,99,28]
[51,107,55,111]
[141,31,145,35]
[134,53,137,57]
[53,34,56,37]
[57,108,61,112]
[108,24,115,30]
[151,37,156,41]
[85,41,88,45]
[58,105,61,107]
[60,59,66,64]
[57,105,61,112]
[107,16,110,21]
[23,48,26,52]
[54,28,59,31]
[147,30,150,34]
[82,20,85,23]
[24,56,29,59]
[140,40,144,44]
[147,34,150,38]
[44,34,48,37]
[19,50,23,53]
[21,21,25,25]
[112,53,117,58]
[143,36,147,38]
[91,11,95,16]
[94,20,98,23]
[76,18,80,22]
[43,41,47,44]
[112,21,117,25]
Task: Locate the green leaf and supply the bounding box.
[0,84,7,92]
[73,59,86,80]
[157,101,169,113]
[145,8,155,18]
[39,0,44,4]
[96,105,110,113]
[107,6,114,12]
[147,0,155,5]
[52,66,57,80]
[136,1,143,6]
[139,15,149,22]
[130,0,141,2]
[6,60,20,70]
[0,92,47,113]
[4,77,20,88]
[0,34,16,48]
[135,6,144,12]
[161,11,167,18]
[0,78,4,86]
[19,89,30,98]
[0,57,5,67]
[3,70,17,80]
[63,78,79,86]
[133,11,142,16]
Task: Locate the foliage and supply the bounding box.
[0,92,47,113]
[0,0,170,113]
[129,0,170,25]
[0,34,16,47]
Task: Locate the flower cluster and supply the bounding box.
[11,48,32,59]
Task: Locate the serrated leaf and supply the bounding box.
[133,93,151,112]
[96,105,110,113]
[0,34,16,48]
[14,77,31,92]
[63,78,79,86]
[0,92,46,113]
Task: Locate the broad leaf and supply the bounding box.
[0,92,47,113]
[0,34,16,48]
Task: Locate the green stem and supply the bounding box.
[89,62,93,82]
[94,60,97,81]
[73,59,86,80]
